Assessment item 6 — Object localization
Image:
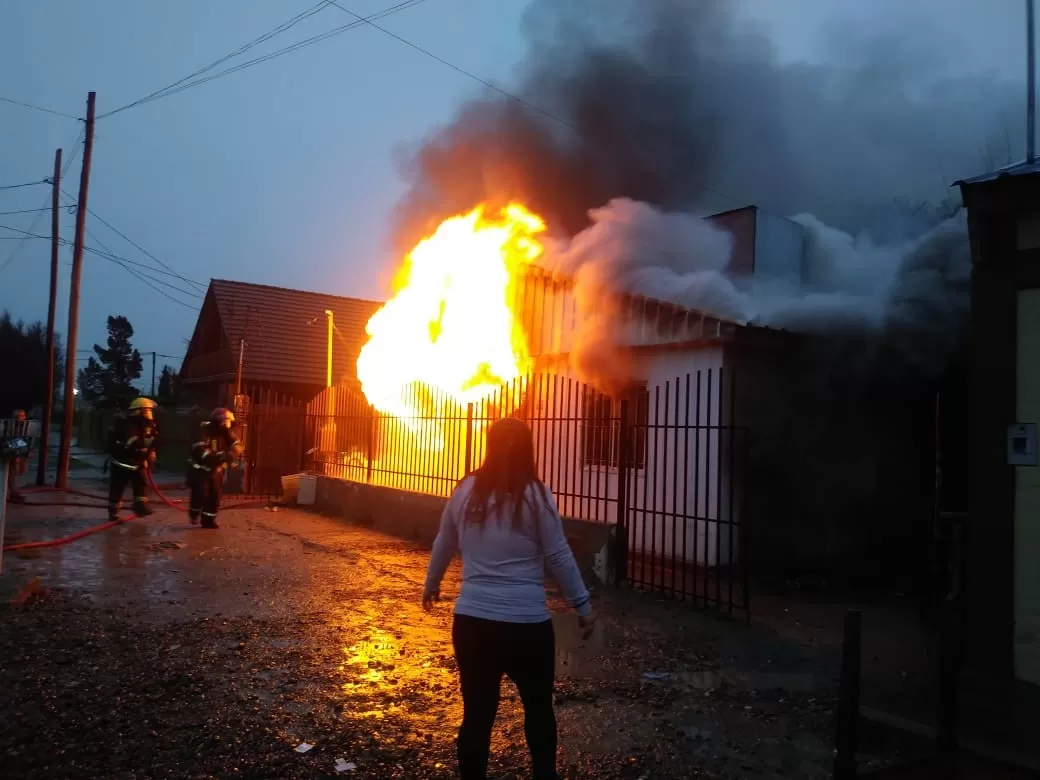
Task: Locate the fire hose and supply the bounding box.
[2,470,272,552]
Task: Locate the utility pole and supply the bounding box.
[36,147,62,486]
[56,92,96,489]
[149,351,157,397]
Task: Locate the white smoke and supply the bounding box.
[542,197,970,384]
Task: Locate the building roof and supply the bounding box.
[955,159,1040,187]
[182,279,382,388]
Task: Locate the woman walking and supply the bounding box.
[423,416,595,780]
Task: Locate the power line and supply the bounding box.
[0,95,81,121]
[97,0,340,119]
[0,205,76,216]
[62,187,206,291]
[328,1,752,211]
[97,0,427,117]
[0,180,45,191]
[329,1,571,132]
[0,129,85,275]
[79,228,202,306]
[0,222,201,307]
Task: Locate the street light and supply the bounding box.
[325,309,334,389]
[307,311,335,389]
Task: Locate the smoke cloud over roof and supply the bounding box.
[390,0,1015,383]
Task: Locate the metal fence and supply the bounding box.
[301,369,750,616]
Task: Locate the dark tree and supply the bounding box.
[0,311,65,416]
[157,365,180,404]
[77,315,143,409]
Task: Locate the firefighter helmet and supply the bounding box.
[210,407,235,429]
[128,397,157,419]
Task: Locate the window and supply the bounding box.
[582,382,648,469]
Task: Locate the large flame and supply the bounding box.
[357,203,545,424]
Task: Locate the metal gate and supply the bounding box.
[236,387,308,498]
[304,369,751,617]
[614,371,749,617]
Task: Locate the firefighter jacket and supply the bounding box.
[189,425,243,476]
[107,415,159,471]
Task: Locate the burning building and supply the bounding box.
[304,200,818,603]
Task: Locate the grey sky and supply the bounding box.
[0,0,1027,382]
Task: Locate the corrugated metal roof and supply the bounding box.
[188,279,382,387]
[955,159,1040,186]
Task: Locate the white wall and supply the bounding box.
[316,347,741,570]
[527,347,737,568]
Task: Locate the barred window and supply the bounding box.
[582,383,648,469]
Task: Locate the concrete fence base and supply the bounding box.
[308,475,617,586]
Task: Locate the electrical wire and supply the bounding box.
[61,188,206,291]
[327,1,753,211]
[0,95,81,121]
[80,227,201,309]
[0,206,72,216]
[0,129,85,275]
[97,0,426,117]
[0,180,45,192]
[0,222,201,308]
[97,0,339,119]
[329,1,573,132]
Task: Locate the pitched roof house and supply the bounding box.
[179,279,382,407]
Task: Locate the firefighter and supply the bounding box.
[106,397,159,522]
[187,407,243,529]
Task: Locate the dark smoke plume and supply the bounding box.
[390,0,1015,387]
[392,0,1020,248]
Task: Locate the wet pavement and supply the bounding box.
[0,486,927,779]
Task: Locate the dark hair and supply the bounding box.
[464,417,548,528]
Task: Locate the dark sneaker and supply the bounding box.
[201,517,220,529]
[133,503,154,518]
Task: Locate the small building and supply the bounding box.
[956,161,1040,759]
[179,279,382,408]
[306,205,805,608]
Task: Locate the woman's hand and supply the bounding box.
[422,587,440,612]
[578,612,598,640]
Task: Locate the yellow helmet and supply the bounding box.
[210,407,235,428]
[128,397,158,418]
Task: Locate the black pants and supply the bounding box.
[108,465,146,519]
[188,470,223,526]
[452,614,558,780]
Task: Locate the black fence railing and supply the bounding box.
[299,370,750,615]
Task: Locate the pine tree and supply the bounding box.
[77,315,143,409]
[157,365,179,404]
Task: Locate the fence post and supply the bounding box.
[366,405,376,484]
[614,399,631,586]
[833,609,862,780]
[465,402,474,474]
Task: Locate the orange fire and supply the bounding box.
[356,203,546,424]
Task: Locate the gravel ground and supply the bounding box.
[0,490,926,779]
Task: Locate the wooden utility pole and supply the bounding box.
[56,92,96,489]
[149,351,157,396]
[36,147,62,486]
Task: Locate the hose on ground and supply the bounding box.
[4,472,276,552]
